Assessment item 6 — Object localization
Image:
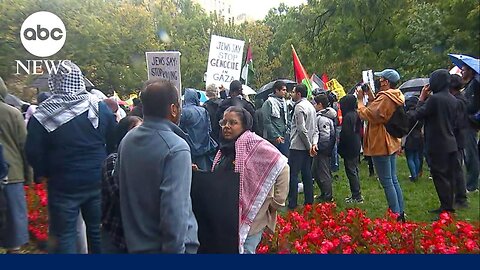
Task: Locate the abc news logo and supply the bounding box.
[17,11,68,74]
[23,25,64,41]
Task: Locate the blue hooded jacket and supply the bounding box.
[180,89,216,156]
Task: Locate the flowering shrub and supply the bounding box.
[257,203,480,254]
[25,183,48,242]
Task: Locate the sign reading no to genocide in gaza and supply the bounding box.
[206,35,245,89]
[145,51,182,95]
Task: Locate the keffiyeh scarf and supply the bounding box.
[212,130,288,253]
[33,61,100,132]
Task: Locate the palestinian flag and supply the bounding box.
[291,45,313,98]
[241,45,254,85]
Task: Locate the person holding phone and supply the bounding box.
[408,69,461,217]
[356,69,405,220]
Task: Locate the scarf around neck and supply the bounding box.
[33,61,100,132]
[212,130,287,253]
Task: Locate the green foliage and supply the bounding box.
[0,0,478,96]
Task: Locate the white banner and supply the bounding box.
[206,35,245,89]
[145,51,182,95]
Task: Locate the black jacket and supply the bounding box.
[404,98,424,151]
[409,70,458,154]
[216,96,257,132]
[338,95,361,159]
[203,98,223,143]
[453,92,468,149]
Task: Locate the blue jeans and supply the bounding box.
[372,154,404,214]
[405,149,421,179]
[243,229,264,254]
[464,129,479,191]
[48,187,102,254]
[288,149,314,209]
[0,183,29,249]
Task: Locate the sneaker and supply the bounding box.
[345,196,364,204]
[466,188,479,194]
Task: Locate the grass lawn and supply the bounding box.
[296,155,480,223]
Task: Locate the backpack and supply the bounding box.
[385,105,410,138]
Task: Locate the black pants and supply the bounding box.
[312,154,332,201]
[454,150,467,204]
[344,157,362,199]
[288,150,313,209]
[428,151,461,212]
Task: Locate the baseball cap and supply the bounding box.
[374,69,401,83]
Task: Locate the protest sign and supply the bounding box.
[145,51,181,95]
[206,35,245,89]
[325,79,346,99]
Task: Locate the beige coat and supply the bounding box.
[249,164,289,236]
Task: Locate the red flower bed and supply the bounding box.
[257,203,480,254]
[24,183,48,242]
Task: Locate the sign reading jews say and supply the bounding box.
[206,35,245,88]
[145,51,182,94]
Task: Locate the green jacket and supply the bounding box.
[0,77,32,184]
[261,96,290,142]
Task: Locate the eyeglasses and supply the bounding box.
[219,119,240,128]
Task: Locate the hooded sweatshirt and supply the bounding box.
[0,77,31,184]
[313,107,336,156]
[358,88,404,156]
[408,69,458,154]
[180,89,216,156]
[338,94,362,159]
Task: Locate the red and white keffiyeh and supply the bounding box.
[213,130,288,253]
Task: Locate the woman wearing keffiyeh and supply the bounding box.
[213,106,289,254]
[25,61,116,253]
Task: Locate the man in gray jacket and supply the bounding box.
[117,79,199,253]
[288,84,318,210]
[262,80,290,156]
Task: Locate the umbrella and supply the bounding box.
[242,85,256,96]
[448,53,480,74]
[5,94,29,108]
[31,74,94,89]
[399,78,429,93]
[255,79,297,101]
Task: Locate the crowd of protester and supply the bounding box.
[0,56,479,254]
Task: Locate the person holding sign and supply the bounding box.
[213,106,289,254]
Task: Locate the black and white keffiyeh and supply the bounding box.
[33,61,100,132]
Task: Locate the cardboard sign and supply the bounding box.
[145,51,182,94]
[325,79,346,99]
[206,35,245,89]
